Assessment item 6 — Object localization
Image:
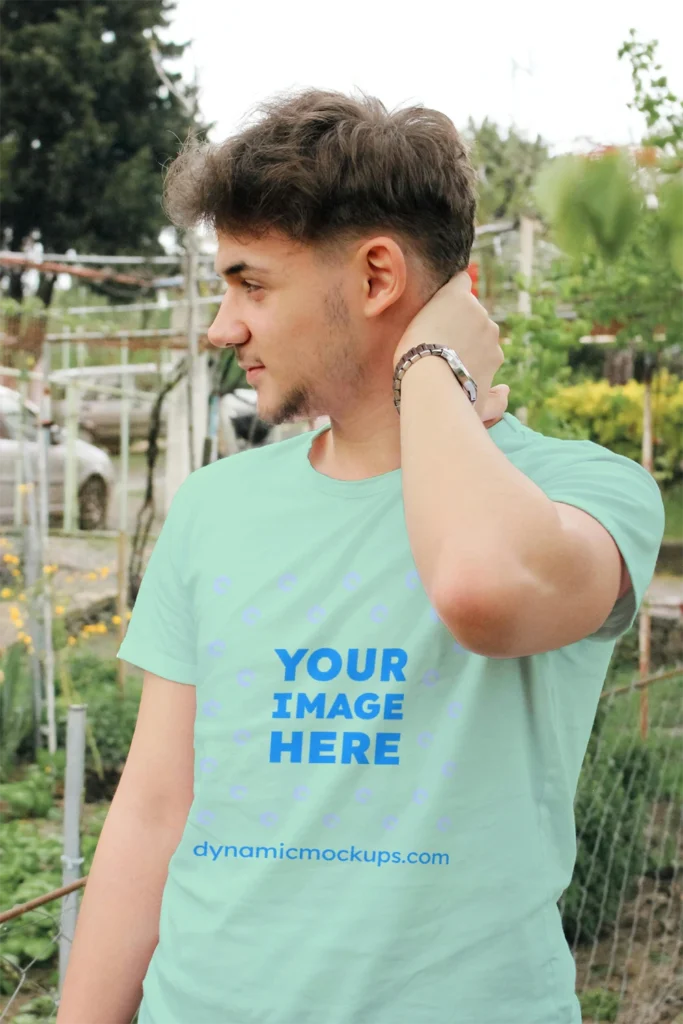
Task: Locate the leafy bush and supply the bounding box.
[56,654,141,799]
[562,745,648,947]
[0,765,55,820]
[0,811,107,1000]
[579,987,620,1023]
[0,644,34,780]
[542,369,683,483]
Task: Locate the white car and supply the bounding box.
[0,385,115,530]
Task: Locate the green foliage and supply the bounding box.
[562,746,647,946]
[56,654,141,797]
[536,151,643,262]
[618,29,683,161]
[544,370,683,483]
[0,0,200,257]
[497,276,590,433]
[579,987,620,1023]
[464,118,549,223]
[0,764,55,819]
[535,33,683,364]
[0,812,106,995]
[0,644,34,780]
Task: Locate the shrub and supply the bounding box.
[56,654,141,800]
[541,369,683,483]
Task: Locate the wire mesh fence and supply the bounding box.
[1,663,681,1023]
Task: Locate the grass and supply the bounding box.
[662,480,683,542]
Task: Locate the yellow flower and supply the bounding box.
[18,593,25,601]
[43,564,58,576]
[11,569,20,578]
[99,623,107,633]
[22,635,31,645]
[100,566,110,578]
[67,636,77,646]
[15,619,24,631]
[3,553,13,564]
[86,572,97,581]
[9,605,20,619]
[1,588,12,599]
[55,605,65,616]
[112,614,122,626]
[17,631,25,640]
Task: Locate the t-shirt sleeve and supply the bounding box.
[117,481,197,683]
[535,442,665,642]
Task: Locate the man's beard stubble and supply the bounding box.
[264,284,364,427]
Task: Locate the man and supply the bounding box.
[57,90,664,1024]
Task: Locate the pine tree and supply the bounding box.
[0,0,201,301]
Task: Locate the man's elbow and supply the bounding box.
[433,575,519,658]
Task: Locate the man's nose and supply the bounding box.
[207,299,250,349]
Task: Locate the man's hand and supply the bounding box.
[395,271,506,423]
[481,383,510,428]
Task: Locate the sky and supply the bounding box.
[161,0,683,155]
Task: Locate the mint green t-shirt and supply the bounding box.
[118,413,664,1024]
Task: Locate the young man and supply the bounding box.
[57,90,664,1024]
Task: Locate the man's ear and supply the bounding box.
[356,236,408,319]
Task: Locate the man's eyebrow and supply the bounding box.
[216,261,271,278]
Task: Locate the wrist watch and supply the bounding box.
[392,343,478,413]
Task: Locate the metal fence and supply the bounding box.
[1,657,681,1023]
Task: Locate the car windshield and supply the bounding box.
[0,391,38,442]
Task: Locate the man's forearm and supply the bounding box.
[56,801,184,1024]
[397,354,570,624]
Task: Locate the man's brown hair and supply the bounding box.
[164,88,477,284]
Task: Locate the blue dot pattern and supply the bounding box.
[207,639,226,658]
[323,813,340,829]
[383,815,399,831]
[417,732,433,748]
[293,786,309,801]
[405,569,419,590]
[343,571,361,591]
[370,604,389,623]
[232,729,251,745]
[199,757,218,773]
[422,669,439,687]
[201,699,222,717]
[230,785,248,800]
[413,788,429,805]
[441,761,457,778]
[212,576,232,595]
[355,787,372,804]
[278,573,297,591]
[307,605,326,624]
[237,669,255,688]
[197,809,215,826]
[242,607,261,625]
[260,812,278,827]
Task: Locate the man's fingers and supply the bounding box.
[482,384,510,428]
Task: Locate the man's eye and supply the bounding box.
[241,281,261,294]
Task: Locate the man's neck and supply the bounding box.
[308,400,401,481]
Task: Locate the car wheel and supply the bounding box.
[78,475,108,531]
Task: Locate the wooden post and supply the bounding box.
[639,374,654,739]
[639,608,651,740]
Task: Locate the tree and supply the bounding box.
[465,118,549,224]
[534,32,683,483]
[464,119,549,311]
[0,0,201,303]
